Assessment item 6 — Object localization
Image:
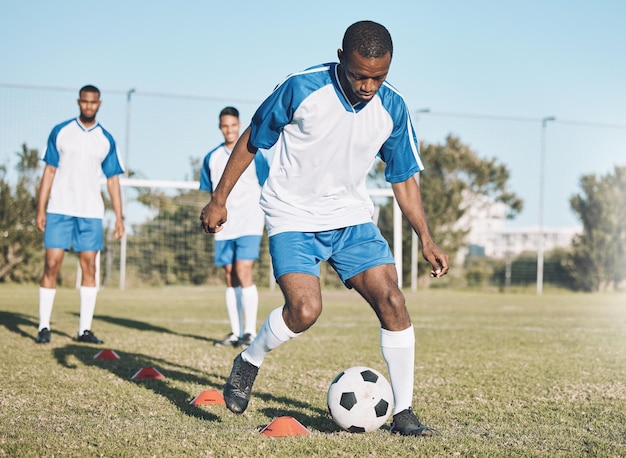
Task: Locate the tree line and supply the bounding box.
[1,138,624,292]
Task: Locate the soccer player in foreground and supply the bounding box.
[200,20,449,436]
[200,107,269,347]
[35,85,125,344]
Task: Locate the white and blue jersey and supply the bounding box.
[249,62,423,236]
[200,144,269,241]
[43,118,124,219]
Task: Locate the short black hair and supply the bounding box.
[342,20,393,59]
[79,85,100,98]
[219,106,239,119]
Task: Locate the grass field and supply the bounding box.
[1,284,625,457]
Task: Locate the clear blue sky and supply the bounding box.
[1,0,624,228]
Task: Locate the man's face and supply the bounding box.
[77,91,101,123]
[219,114,240,146]
[338,49,391,105]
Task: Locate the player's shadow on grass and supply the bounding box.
[77,313,212,343]
[52,344,225,421]
[0,311,37,340]
[0,310,73,342]
[78,314,175,334]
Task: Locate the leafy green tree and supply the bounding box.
[420,134,523,240]
[569,166,626,291]
[0,144,44,282]
[372,135,523,286]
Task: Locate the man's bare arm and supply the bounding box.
[392,176,449,278]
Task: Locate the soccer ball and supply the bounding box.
[327,366,394,433]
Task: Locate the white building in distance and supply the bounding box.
[457,193,581,263]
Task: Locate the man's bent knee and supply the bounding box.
[375,290,411,331]
[283,299,321,333]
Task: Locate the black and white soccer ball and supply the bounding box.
[327,366,394,433]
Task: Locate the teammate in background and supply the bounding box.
[200,106,269,347]
[200,21,449,437]
[35,84,125,344]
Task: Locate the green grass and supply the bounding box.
[1,285,625,457]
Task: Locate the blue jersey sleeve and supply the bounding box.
[377,84,424,183]
[249,66,329,150]
[100,127,124,178]
[249,82,296,150]
[199,149,216,192]
[42,119,74,167]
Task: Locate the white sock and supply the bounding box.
[38,287,56,331]
[235,286,243,335]
[240,285,258,336]
[242,306,300,367]
[78,286,98,335]
[381,325,415,415]
[225,287,241,337]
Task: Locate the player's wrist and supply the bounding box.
[211,193,228,206]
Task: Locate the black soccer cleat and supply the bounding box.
[36,328,51,344]
[214,333,240,347]
[390,407,438,437]
[238,333,255,347]
[77,330,104,344]
[223,353,259,414]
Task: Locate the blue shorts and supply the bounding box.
[269,223,395,283]
[44,213,103,252]
[214,235,262,266]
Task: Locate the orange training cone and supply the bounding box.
[189,389,226,405]
[260,416,311,437]
[93,349,120,360]
[131,367,165,380]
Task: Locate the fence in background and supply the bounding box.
[3,83,625,291]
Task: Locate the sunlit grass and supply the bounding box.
[1,285,625,456]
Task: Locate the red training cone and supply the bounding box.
[131,367,165,380]
[260,416,311,437]
[189,389,225,405]
[93,349,120,360]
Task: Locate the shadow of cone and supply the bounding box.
[93,349,120,360]
[131,367,165,380]
[189,389,225,405]
[260,416,311,437]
